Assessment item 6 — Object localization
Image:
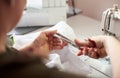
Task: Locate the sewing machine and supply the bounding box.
[101,4,120,39]
[16,0,67,27]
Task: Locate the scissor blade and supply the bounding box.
[55,33,79,49]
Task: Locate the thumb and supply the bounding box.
[74,39,80,45]
[45,30,57,36]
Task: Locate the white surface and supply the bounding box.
[67,14,102,40]
[61,0,66,6]
[27,0,42,9]
[17,12,49,27]
[55,0,61,7]
[42,0,49,7]
[17,0,67,27]
[49,0,55,7]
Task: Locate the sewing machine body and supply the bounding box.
[101,4,120,39]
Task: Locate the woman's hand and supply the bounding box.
[74,36,107,59]
[20,30,67,58]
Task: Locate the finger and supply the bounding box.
[77,47,84,56]
[52,37,61,42]
[87,38,97,47]
[93,48,99,59]
[87,48,98,58]
[45,30,57,36]
[88,48,93,56]
[74,39,90,47]
[89,52,95,58]
[90,51,98,59]
[49,36,61,43]
[49,37,60,44]
[52,37,68,46]
[49,42,63,50]
[83,47,88,55]
[62,40,68,46]
[53,43,63,46]
[77,50,83,56]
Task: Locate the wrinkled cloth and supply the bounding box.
[46,46,91,76]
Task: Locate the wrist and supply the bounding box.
[103,36,116,54]
[19,43,34,53]
[104,36,115,45]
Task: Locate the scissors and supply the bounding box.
[55,33,79,49]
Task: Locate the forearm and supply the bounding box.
[104,36,120,78]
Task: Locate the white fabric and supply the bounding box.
[46,46,91,76]
[13,21,91,76]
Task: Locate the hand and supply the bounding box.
[74,36,107,59]
[20,30,67,58]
